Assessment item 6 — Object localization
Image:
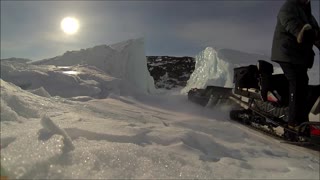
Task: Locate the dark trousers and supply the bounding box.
[278,62,309,126]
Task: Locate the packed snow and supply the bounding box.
[1,39,319,179]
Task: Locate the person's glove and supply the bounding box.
[297,24,315,44]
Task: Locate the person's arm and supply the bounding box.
[278,3,304,39]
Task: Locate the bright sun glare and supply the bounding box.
[60,17,79,35]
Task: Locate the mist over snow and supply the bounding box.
[1,39,319,179]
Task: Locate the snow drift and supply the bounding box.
[1,61,109,98]
[1,77,319,179]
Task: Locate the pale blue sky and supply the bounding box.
[1,0,319,60]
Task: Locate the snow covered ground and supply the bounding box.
[1,39,319,179]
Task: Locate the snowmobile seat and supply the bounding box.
[257,60,289,106]
[233,65,259,89]
[257,60,273,75]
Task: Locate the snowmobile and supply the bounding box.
[188,60,320,146]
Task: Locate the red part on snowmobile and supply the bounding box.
[310,124,320,136]
[310,126,320,145]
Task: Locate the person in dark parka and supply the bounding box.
[271,0,320,128]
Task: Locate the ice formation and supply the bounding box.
[0,39,156,98]
[32,38,155,94]
[181,47,271,94]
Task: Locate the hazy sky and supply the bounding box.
[1,0,319,60]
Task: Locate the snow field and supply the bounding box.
[1,39,319,179]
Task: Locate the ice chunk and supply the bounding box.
[40,115,75,153]
[181,47,234,94]
[181,47,270,94]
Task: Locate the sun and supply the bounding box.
[60,17,79,35]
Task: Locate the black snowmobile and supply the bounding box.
[188,60,320,146]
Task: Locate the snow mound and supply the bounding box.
[181,47,270,94]
[0,61,103,98]
[32,38,155,94]
[1,99,20,122]
[0,79,40,120]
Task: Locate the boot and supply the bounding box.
[283,129,298,141]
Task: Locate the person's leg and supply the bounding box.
[278,62,309,126]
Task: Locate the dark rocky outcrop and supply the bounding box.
[147,56,195,89]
